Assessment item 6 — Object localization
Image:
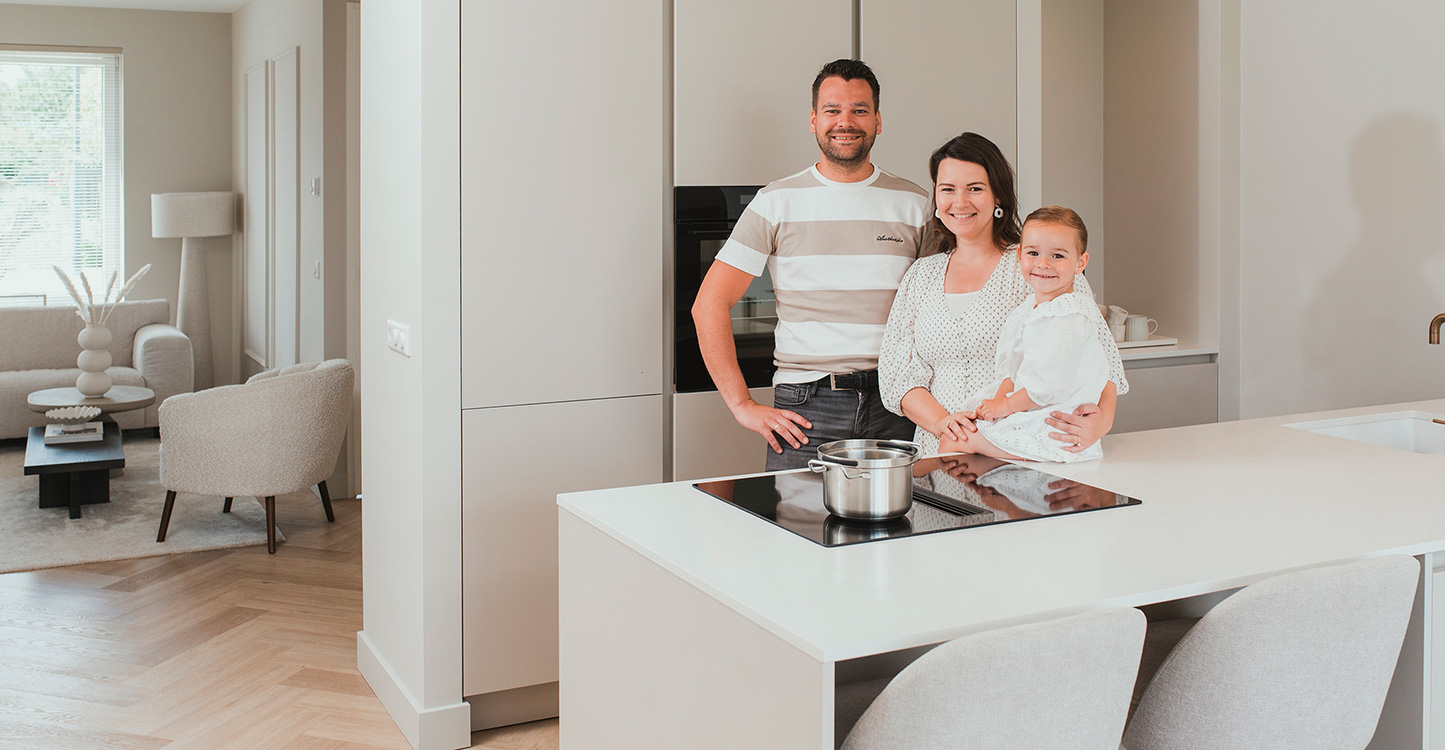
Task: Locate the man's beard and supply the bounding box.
[817,128,874,169]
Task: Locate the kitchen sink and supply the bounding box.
[1286,411,1445,455]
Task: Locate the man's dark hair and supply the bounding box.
[811,59,880,111]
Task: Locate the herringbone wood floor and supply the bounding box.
[0,488,558,749]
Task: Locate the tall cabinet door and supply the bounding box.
[460,1,666,410]
[461,395,664,699]
[859,0,1018,191]
[674,0,852,186]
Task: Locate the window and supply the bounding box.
[0,47,123,305]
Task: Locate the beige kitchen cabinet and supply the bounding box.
[1114,358,1219,433]
[461,395,663,728]
[459,0,666,410]
[673,0,851,186]
[672,387,774,482]
[859,0,1018,190]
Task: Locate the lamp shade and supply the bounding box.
[151,192,235,239]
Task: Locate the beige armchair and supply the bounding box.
[156,359,354,554]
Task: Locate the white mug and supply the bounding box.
[1107,305,1129,326]
[1125,314,1158,342]
[1110,322,1126,342]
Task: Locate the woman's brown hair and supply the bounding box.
[928,132,1021,254]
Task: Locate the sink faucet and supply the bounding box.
[1433,313,1445,344]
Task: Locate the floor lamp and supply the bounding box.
[151,192,235,391]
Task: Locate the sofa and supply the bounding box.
[0,299,193,440]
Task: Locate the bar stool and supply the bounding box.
[1124,555,1419,750]
[839,607,1146,750]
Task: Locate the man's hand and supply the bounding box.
[732,400,812,454]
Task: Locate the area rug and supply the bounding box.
[0,432,283,573]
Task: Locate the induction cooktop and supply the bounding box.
[693,454,1140,547]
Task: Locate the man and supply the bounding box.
[692,58,932,471]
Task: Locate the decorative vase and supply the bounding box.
[75,323,113,398]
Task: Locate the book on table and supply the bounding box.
[44,422,104,444]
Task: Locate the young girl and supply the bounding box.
[940,206,1110,463]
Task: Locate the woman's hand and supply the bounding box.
[732,400,811,454]
[1045,402,1108,452]
[930,410,978,442]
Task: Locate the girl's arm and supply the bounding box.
[976,379,1038,421]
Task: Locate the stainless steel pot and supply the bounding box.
[808,439,922,520]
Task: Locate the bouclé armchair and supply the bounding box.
[156,359,354,553]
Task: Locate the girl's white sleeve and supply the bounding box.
[878,261,932,415]
[1013,314,1094,406]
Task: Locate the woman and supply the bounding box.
[878,132,1127,457]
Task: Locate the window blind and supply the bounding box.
[0,48,123,306]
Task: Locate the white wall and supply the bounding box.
[1101,0,1204,345]
[230,0,348,380]
[1238,1,1445,417]
[1041,0,1105,298]
[0,4,232,377]
[356,0,469,748]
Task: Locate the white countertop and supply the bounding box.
[558,398,1445,662]
[1118,336,1218,363]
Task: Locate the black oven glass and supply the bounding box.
[675,186,775,393]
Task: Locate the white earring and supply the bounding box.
[993,206,1004,219]
[935,209,943,221]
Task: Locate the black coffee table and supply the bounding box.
[23,422,126,519]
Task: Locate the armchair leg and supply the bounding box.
[264,496,276,554]
[158,490,177,542]
[318,481,336,523]
[223,497,233,513]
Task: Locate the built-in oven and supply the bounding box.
[674,185,775,393]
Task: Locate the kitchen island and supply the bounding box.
[558,399,1445,749]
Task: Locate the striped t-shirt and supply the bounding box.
[714,165,932,384]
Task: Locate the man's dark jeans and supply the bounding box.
[764,375,916,472]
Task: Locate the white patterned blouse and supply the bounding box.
[878,249,1129,456]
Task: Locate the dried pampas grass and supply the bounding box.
[53,264,152,325]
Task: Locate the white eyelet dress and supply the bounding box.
[878,250,1128,458]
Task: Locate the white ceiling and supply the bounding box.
[0,0,244,12]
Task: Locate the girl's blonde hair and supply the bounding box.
[1022,206,1088,253]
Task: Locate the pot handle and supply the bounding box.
[877,439,924,456]
[809,459,872,480]
[813,454,860,467]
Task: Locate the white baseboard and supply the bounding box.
[357,630,472,750]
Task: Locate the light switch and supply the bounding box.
[386,319,411,357]
[313,261,321,279]
[311,177,321,196]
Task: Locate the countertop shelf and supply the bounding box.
[1118,336,1218,363]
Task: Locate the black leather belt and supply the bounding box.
[825,370,878,391]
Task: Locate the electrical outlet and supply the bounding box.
[386,319,411,357]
